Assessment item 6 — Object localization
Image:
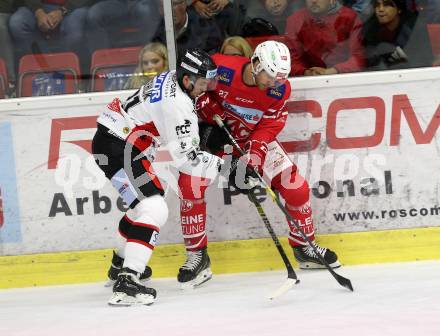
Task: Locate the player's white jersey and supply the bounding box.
[97,70,222,179]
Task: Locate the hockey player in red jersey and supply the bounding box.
[92,49,222,305]
[177,40,341,288]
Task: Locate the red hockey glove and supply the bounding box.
[244,140,268,175]
[195,92,226,125]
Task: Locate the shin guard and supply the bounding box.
[178,173,210,252]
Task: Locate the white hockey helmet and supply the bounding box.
[251,40,291,86]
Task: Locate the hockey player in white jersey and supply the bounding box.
[92,48,222,306]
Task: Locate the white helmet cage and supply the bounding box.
[251,40,291,85]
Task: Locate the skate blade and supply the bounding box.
[108,292,155,306]
[180,268,213,290]
[139,276,151,284]
[298,260,341,270]
[268,278,300,300]
[104,279,115,287]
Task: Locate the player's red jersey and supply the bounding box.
[204,53,291,147]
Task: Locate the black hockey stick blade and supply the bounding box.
[334,272,354,291]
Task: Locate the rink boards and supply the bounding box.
[1,68,440,288]
[1,228,440,288]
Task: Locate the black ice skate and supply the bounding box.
[293,242,341,269]
[106,251,152,287]
[108,268,157,306]
[177,247,212,289]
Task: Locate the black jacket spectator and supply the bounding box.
[243,0,303,33]
[153,6,224,56]
[363,9,433,70]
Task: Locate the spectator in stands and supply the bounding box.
[363,0,434,70]
[341,0,374,21]
[86,0,161,53]
[154,0,224,56]
[124,42,168,90]
[190,0,229,17]
[285,0,365,76]
[220,36,253,57]
[244,0,304,33]
[188,0,245,35]
[9,0,91,60]
[0,0,22,95]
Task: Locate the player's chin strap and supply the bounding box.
[178,74,196,100]
[213,114,354,295]
[186,79,195,100]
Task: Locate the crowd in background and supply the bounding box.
[0,0,439,98]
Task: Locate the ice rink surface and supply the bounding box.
[1,260,439,336]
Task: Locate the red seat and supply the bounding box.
[0,58,7,99]
[427,24,440,56]
[245,35,292,51]
[17,52,80,97]
[90,46,143,92]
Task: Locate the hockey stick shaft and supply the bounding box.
[213,116,297,281]
[213,115,353,292]
[247,191,298,281]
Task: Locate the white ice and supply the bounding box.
[1,261,440,336]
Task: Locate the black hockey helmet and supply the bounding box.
[241,18,279,38]
[177,48,218,94]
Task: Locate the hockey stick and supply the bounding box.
[213,115,354,292]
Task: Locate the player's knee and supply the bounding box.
[134,195,169,228]
[276,170,310,207]
[178,173,208,200]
